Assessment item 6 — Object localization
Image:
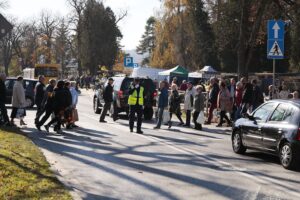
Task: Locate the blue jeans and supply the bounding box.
[234,106,242,121]
[156,107,164,128]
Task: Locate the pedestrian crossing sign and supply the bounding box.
[267,20,284,60]
[267,40,284,59]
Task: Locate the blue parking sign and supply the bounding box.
[124,57,134,67]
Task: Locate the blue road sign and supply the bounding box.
[268,20,285,40]
[133,63,139,68]
[267,20,285,59]
[124,57,134,67]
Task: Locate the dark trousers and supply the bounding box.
[38,108,52,126]
[219,111,231,125]
[207,103,217,123]
[193,111,202,130]
[100,102,111,121]
[229,105,236,121]
[35,105,44,124]
[129,105,143,131]
[11,107,26,118]
[0,102,9,123]
[169,112,183,123]
[186,110,191,126]
[156,107,164,128]
[47,110,62,131]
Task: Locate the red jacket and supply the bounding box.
[235,88,243,107]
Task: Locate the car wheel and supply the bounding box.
[25,97,34,108]
[93,98,101,114]
[232,130,247,154]
[280,142,296,169]
[144,107,153,120]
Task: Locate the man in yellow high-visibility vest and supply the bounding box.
[128,78,144,134]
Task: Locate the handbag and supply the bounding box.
[72,109,79,122]
[163,109,170,123]
[16,108,25,119]
[196,111,205,124]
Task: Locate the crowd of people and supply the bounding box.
[151,76,300,131]
[0,73,79,134]
[1,71,300,135]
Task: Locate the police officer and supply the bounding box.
[128,78,144,134]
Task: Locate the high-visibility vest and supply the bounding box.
[128,86,144,105]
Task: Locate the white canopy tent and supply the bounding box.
[131,67,165,81]
[188,71,203,78]
[199,66,217,73]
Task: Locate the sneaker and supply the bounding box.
[44,125,50,133]
[216,124,222,127]
[136,130,143,134]
[204,121,211,125]
[72,124,79,128]
[153,126,160,129]
[168,122,172,129]
[99,120,107,123]
[183,124,190,127]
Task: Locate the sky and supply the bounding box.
[5,0,161,50]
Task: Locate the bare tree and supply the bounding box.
[0,21,27,75]
[67,0,86,75]
[38,11,58,63]
[54,17,71,74]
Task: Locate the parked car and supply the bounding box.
[231,100,300,170]
[93,77,157,120]
[5,78,38,108]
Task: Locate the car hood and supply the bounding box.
[234,118,249,128]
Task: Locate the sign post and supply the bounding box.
[267,20,285,89]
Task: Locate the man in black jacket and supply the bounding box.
[36,79,56,131]
[0,73,10,125]
[100,78,114,123]
[251,79,264,110]
[34,75,46,125]
[241,78,253,114]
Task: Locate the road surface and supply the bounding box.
[15,90,300,200]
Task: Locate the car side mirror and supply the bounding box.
[247,114,255,121]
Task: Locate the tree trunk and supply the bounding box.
[77,21,83,76]
[245,0,270,72]
[237,0,248,79]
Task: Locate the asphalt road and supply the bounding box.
[15,90,300,200]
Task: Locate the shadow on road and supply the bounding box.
[21,125,296,200]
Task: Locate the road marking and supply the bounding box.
[81,111,300,198]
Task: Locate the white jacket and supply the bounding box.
[184,88,195,111]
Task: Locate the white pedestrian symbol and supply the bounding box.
[268,41,283,57]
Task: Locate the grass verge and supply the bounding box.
[0,127,72,200]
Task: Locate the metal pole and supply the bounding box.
[273,59,275,87]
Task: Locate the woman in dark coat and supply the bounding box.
[44,80,70,134]
[168,84,184,128]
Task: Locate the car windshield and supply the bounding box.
[252,103,276,121]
